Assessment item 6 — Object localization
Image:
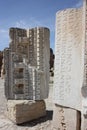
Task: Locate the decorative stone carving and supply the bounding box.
[53,5,86,130]
[4,27,50,100]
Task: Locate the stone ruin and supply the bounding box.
[4,27,50,124]
[4,27,50,100]
[52,0,87,130]
[0,48,54,78]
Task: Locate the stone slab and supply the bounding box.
[53,8,83,111]
[5,100,46,124]
[52,104,81,130]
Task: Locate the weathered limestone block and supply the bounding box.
[52,104,81,130]
[6,100,46,124]
[53,7,83,111]
[52,6,86,129]
[81,114,87,130]
[81,99,87,130]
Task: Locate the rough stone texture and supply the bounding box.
[81,114,87,130]
[53,7,83,111]
[0,51,3,77]
[82,99,87,130]
[81,1,87,129]
[53,4,87,130]
[6,100,46,124]
[53,104,81,130]
[4,27,50,100]
[0,77,53,130]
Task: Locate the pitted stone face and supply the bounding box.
[53,7,83,111]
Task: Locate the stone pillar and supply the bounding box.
[4,27,50,100]
[4,27,50,123]
[53,7,83,130]
[81,0,87,130]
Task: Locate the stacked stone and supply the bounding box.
[4,27,50,123]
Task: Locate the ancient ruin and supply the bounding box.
[4,27,50,100]
[3,27,50,124]
[53,1,87,129]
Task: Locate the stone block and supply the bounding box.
[52,104,81,130]
[81,100,87,130]
[54,8,83,111]
[6,100,46,124]
[81,114,87,130]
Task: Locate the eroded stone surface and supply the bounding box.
[53,104,81,130]
[0,78,53,129]
[6,100,46,124]
[4,27,50,100]
[53,7,83,111]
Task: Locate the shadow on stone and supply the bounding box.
[17,110,53,127]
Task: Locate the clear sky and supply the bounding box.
[0,0,83,51]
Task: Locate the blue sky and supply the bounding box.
[0,0,83,51]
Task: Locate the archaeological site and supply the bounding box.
[1,0,87,130]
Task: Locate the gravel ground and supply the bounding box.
[0,78,54,130]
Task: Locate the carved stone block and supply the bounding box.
[52,104,81,130]
[53,8,83,111]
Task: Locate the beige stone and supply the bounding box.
[52,104,81,130]
[6,100,46,124]
[81,114,87,130]
[53,7,83,111]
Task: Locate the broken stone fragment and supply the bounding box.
[5,100,46,124]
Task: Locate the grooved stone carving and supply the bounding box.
[4,27,50,100]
